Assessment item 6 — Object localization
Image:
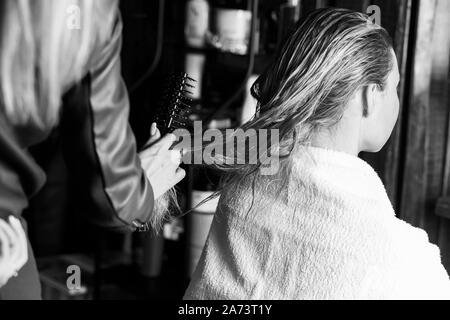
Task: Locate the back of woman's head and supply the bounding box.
[250,7,393,152]
[0,0,118,129]
[206,7,394,199]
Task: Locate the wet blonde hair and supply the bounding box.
[252,8,393,152]
[0,0,118,129]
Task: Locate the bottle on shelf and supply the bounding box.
[207,0,255,55]
[185,0,210,49]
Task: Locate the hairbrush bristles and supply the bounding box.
[155,72,195,136]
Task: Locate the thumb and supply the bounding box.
[143,123,161,149]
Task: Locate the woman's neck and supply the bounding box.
[310,123,361,157]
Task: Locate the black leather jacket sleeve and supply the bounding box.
[60,13,154,232]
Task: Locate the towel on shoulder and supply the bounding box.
[184,146,450,300]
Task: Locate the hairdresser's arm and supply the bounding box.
[60,12,164,231]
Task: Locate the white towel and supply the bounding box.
[184,146,450,300]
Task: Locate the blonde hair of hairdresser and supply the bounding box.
[0,0,117,129]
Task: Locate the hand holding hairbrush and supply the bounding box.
[137,73,195,228]
[138,72,195,200]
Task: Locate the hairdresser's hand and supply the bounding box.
[0,216,28,288]
[139,123,186,200]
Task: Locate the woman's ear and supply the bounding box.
[362,84,378,118]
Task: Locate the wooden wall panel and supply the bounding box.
[432,0,450,270]
[423,0,450,247]
[399,0,450,270]
[381,0,413,210]
[400,0,437,230]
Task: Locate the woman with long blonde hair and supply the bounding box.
[185,8,450,299]
[0,0,184,299]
